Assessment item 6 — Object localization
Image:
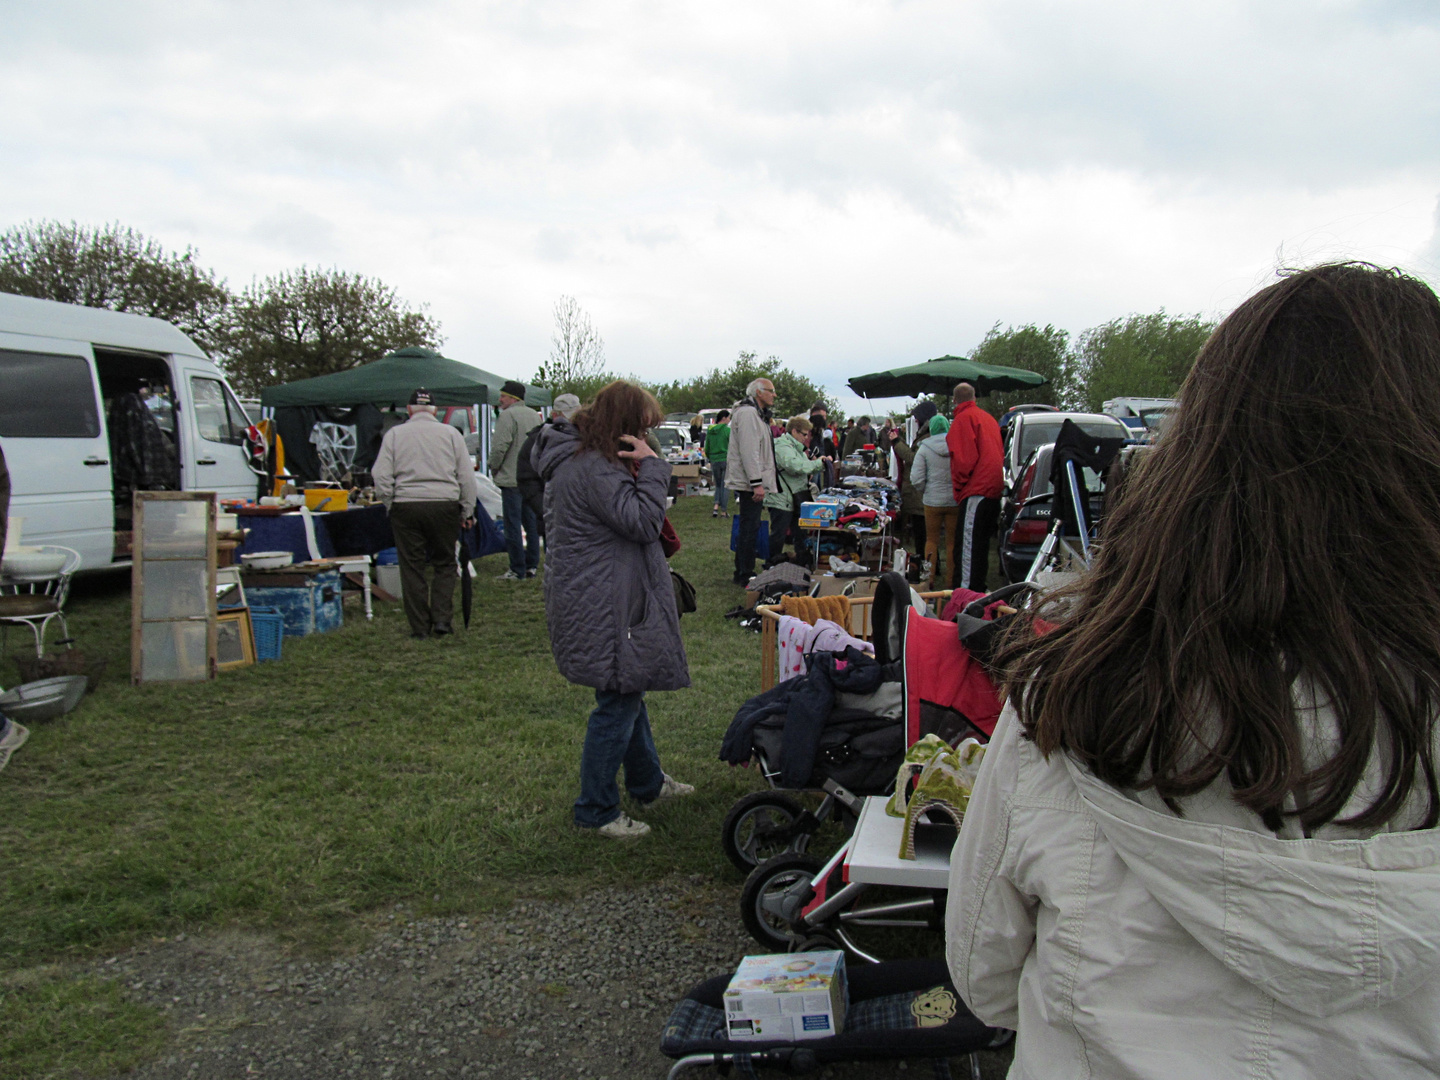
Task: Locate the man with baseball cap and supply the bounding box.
[373,388,478,638]
[488,380,544,580]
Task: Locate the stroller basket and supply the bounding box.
[660,958,1010,1079]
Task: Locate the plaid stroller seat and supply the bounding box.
[660,958,1009,1079]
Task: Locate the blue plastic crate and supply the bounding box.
[250,606,285,661]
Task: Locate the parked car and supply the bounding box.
[997,442,1109,583]
[0,292,262,570]
[1004,411,1132,492]
[998,403,1060,446]
[1102,397,1176,442]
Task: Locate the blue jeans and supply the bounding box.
[711,461,730,512]
[575,690,665,827]
[500,485,540,576]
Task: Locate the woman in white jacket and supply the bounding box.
[947,264,1440,1079]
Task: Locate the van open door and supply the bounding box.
[179,366,261,501]
[0,339,114,567]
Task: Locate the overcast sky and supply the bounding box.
[3,0,1437,414]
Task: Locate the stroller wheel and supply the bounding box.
[740,852,824,949]
[722,792,809,871]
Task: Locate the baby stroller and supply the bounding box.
[725,575,1023,958]
[718,574,936,874]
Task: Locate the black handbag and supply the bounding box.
[671,569,698,616]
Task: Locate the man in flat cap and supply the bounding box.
[373,388,478,638]
[489,380,543,580]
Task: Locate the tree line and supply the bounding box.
[0,219,1212,416]
[0,220,442,397]
[968,312,1214,417]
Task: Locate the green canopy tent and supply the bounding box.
[259,348,552,483]
[259,347,552,409]
[848,355,1046,399]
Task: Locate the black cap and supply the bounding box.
[911,400,938,425]
[409,387,434,406]
[500,380,527,400]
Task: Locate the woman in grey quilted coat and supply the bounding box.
[531,381,693,840]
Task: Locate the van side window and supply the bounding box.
[191,377,248,445]
[0,348,102,438]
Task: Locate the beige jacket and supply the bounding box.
[725,399,777,495]
[372,412,478,512]
[947,702,1440,1080]
[488,402,542,488]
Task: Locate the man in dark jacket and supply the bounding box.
[516,393,582,537]
[946,382,1004,591]
[807,402,836,459]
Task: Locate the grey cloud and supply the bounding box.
[249,205,339,257]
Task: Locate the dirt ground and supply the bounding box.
[94,878,1012,1080]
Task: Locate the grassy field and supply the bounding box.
[0,493,804,1076]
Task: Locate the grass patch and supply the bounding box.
[0,969,166,1079]
[0,495,778,973]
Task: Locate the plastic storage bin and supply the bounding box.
[250,607,285,661]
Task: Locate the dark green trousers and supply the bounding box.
[390,501,462,635]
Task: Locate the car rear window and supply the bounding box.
[0,348,101,438]
[1017,416,1128,468]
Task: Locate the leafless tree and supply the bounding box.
[534,295,606,395]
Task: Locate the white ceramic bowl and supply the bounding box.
[2,548,67,577]
[240,551,293,569]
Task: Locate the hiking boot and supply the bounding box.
[496,570,523,581]
[595,813,650,840]
[639,774,695,808]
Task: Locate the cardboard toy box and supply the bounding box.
[798,502,839,528]
[724,951,848,1041]
[670,462,703,480]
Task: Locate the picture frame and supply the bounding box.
[215,606,256,670]
[216,566,245,609]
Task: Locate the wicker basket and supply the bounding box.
[13,651,109,693]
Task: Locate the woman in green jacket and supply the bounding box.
[766,415,828,556]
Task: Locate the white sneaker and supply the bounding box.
[0,718,30,772]
[640,774,695,808]
[595,812,650,840]
[496,570,523,581]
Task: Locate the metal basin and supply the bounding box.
[0,675,88,723]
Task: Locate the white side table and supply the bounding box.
[332,555,374,621]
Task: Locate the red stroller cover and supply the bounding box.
[902,606,1002,746]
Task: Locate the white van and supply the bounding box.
[0,292,260,570]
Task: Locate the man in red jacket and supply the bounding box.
[946,382,1004,591]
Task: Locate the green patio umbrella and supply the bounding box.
[260,347,552,408]
[848,355,1046,399]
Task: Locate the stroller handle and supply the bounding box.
[961,581,1037,619]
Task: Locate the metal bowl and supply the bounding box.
[0,675,89,723]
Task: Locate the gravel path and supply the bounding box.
[96,877,1011,1080]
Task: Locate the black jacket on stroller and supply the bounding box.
[720,646,904,791]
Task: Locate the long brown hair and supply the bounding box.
[1003,263,1440,832]
[573,380,664,464]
